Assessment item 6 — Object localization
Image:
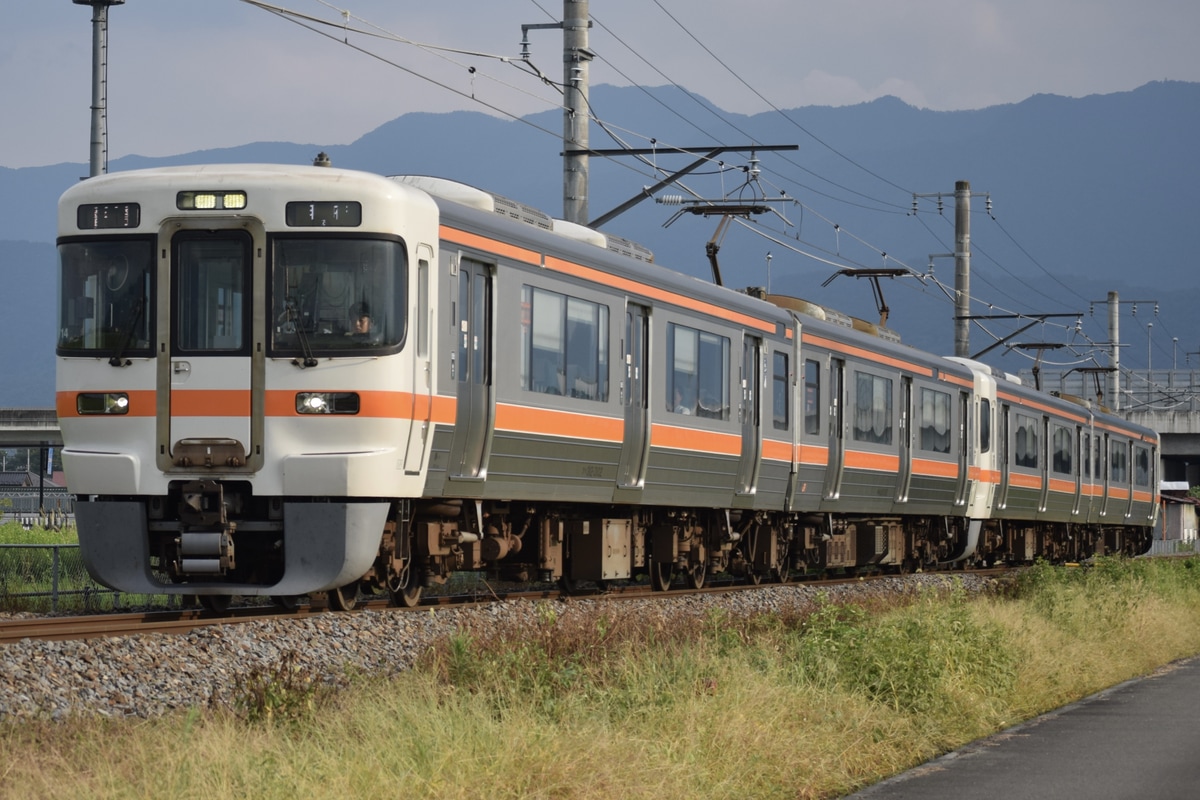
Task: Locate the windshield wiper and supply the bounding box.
[285,300,318,368]
[108,295,145,367]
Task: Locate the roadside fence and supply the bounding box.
[0,544,182,614]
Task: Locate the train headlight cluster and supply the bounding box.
[176,191,248,211]
[76,392,129,415]
[296,392,360,415]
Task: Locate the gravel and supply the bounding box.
[0,573,997,721]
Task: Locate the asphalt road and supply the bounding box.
[845,655,1200,799]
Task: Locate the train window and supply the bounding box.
[57,238,155,355]
[270,237,406,355]
[1082,432,1091,479]
[1132,443,1152,489]
[979,398,991,453]
[1110,440,1129,483]
[853,371,893,445]
[1052,425,1073,475]
[804,359,820,435]
[1133,445,1151,487]
[1014,414,1039,469]
[175,235,249,353]
[667,323,729,419]
[519,286,609,401]
[772,351,789,430]
[918,388,951,453]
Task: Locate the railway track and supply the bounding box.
[0,567,1013,645]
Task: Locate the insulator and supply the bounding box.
[657,195,685,205]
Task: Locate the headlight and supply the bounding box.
[76,392,129,415]
[295,392,360,414]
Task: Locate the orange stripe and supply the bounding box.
[762,439,791,462]
[798,443,829,466]
[1048,477,1076,494]
[843,450,900,472]
[1008,472,1042,490]
[171,390,249,417]
[802,333,934,376]
[651,423,742,456]
[495,403,623,442]
[441,225,541,265]
[912,457,959,478]
[940,373,973,389]
[442,225,776,334]
[996,391,1089,425]
[545,255,775,334]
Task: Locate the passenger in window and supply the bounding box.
[674,386,692,415]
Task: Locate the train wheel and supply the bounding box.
[651,562,674,592]
[199,595,231,614]
[327,580,360,612]
[558,575,579,595]
[387,564,422,608]
[685,561,707,590]
[745,570,763,586]
[271,595,302,612]
[775,564,790,584]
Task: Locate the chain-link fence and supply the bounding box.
[0,544,182,614]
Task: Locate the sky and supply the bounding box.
[3,0,1199,169]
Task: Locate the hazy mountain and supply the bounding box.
[3,81,1196,407]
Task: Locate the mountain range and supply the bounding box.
[3,80,1197,407]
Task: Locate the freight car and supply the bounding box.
[54,163,1159,611]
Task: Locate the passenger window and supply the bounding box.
[1014,413,1039,469]
[1052,425,1073,475]
[853,371,893,445]
[918,388,951,454]
[772,351,789,430]
[519,286,608,401]
[667,322,729,419]
[804,359,820,435]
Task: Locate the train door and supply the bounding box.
[1038,416,1051,512]
[996,404,1011,510]
[448,257,493,480]
[160,228,260,471]
[895,376,913,502]
[823,358,846,500]
[616,303,650,489]
[403,253,433,474]
[953,391,971,506]
[736,335,763,495]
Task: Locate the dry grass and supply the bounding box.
[3,557,1200,800]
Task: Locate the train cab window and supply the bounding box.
[1110,440,1129,483]
[772,351,789,430]
[519,286,608,401]
[667,323,729,419]
[852,371,893,445]
[1014,414,1039,469]
[918,388,951,453]
[1052,425,1073,475]
[57,238,155,355]
[1133,445,1151,487]
[804,359,820,435]
[270,237,406,355]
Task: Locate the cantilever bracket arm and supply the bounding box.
[585,144,798,228]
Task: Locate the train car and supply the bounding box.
[55,162,1159,610]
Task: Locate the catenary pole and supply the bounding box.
[562,0,591,224]
[74,1,124,177]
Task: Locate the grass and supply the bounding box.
[3,557,1200,799]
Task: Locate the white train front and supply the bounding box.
[55,163,1160,610]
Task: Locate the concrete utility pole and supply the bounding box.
[954,180,971,358]
[562,0,591,224]
[1109,291,1121,409]
[74,0,124,178]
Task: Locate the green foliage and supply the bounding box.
[0,522,78,545]
[227,650,325,724]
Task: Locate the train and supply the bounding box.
[55,161,1160,611]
